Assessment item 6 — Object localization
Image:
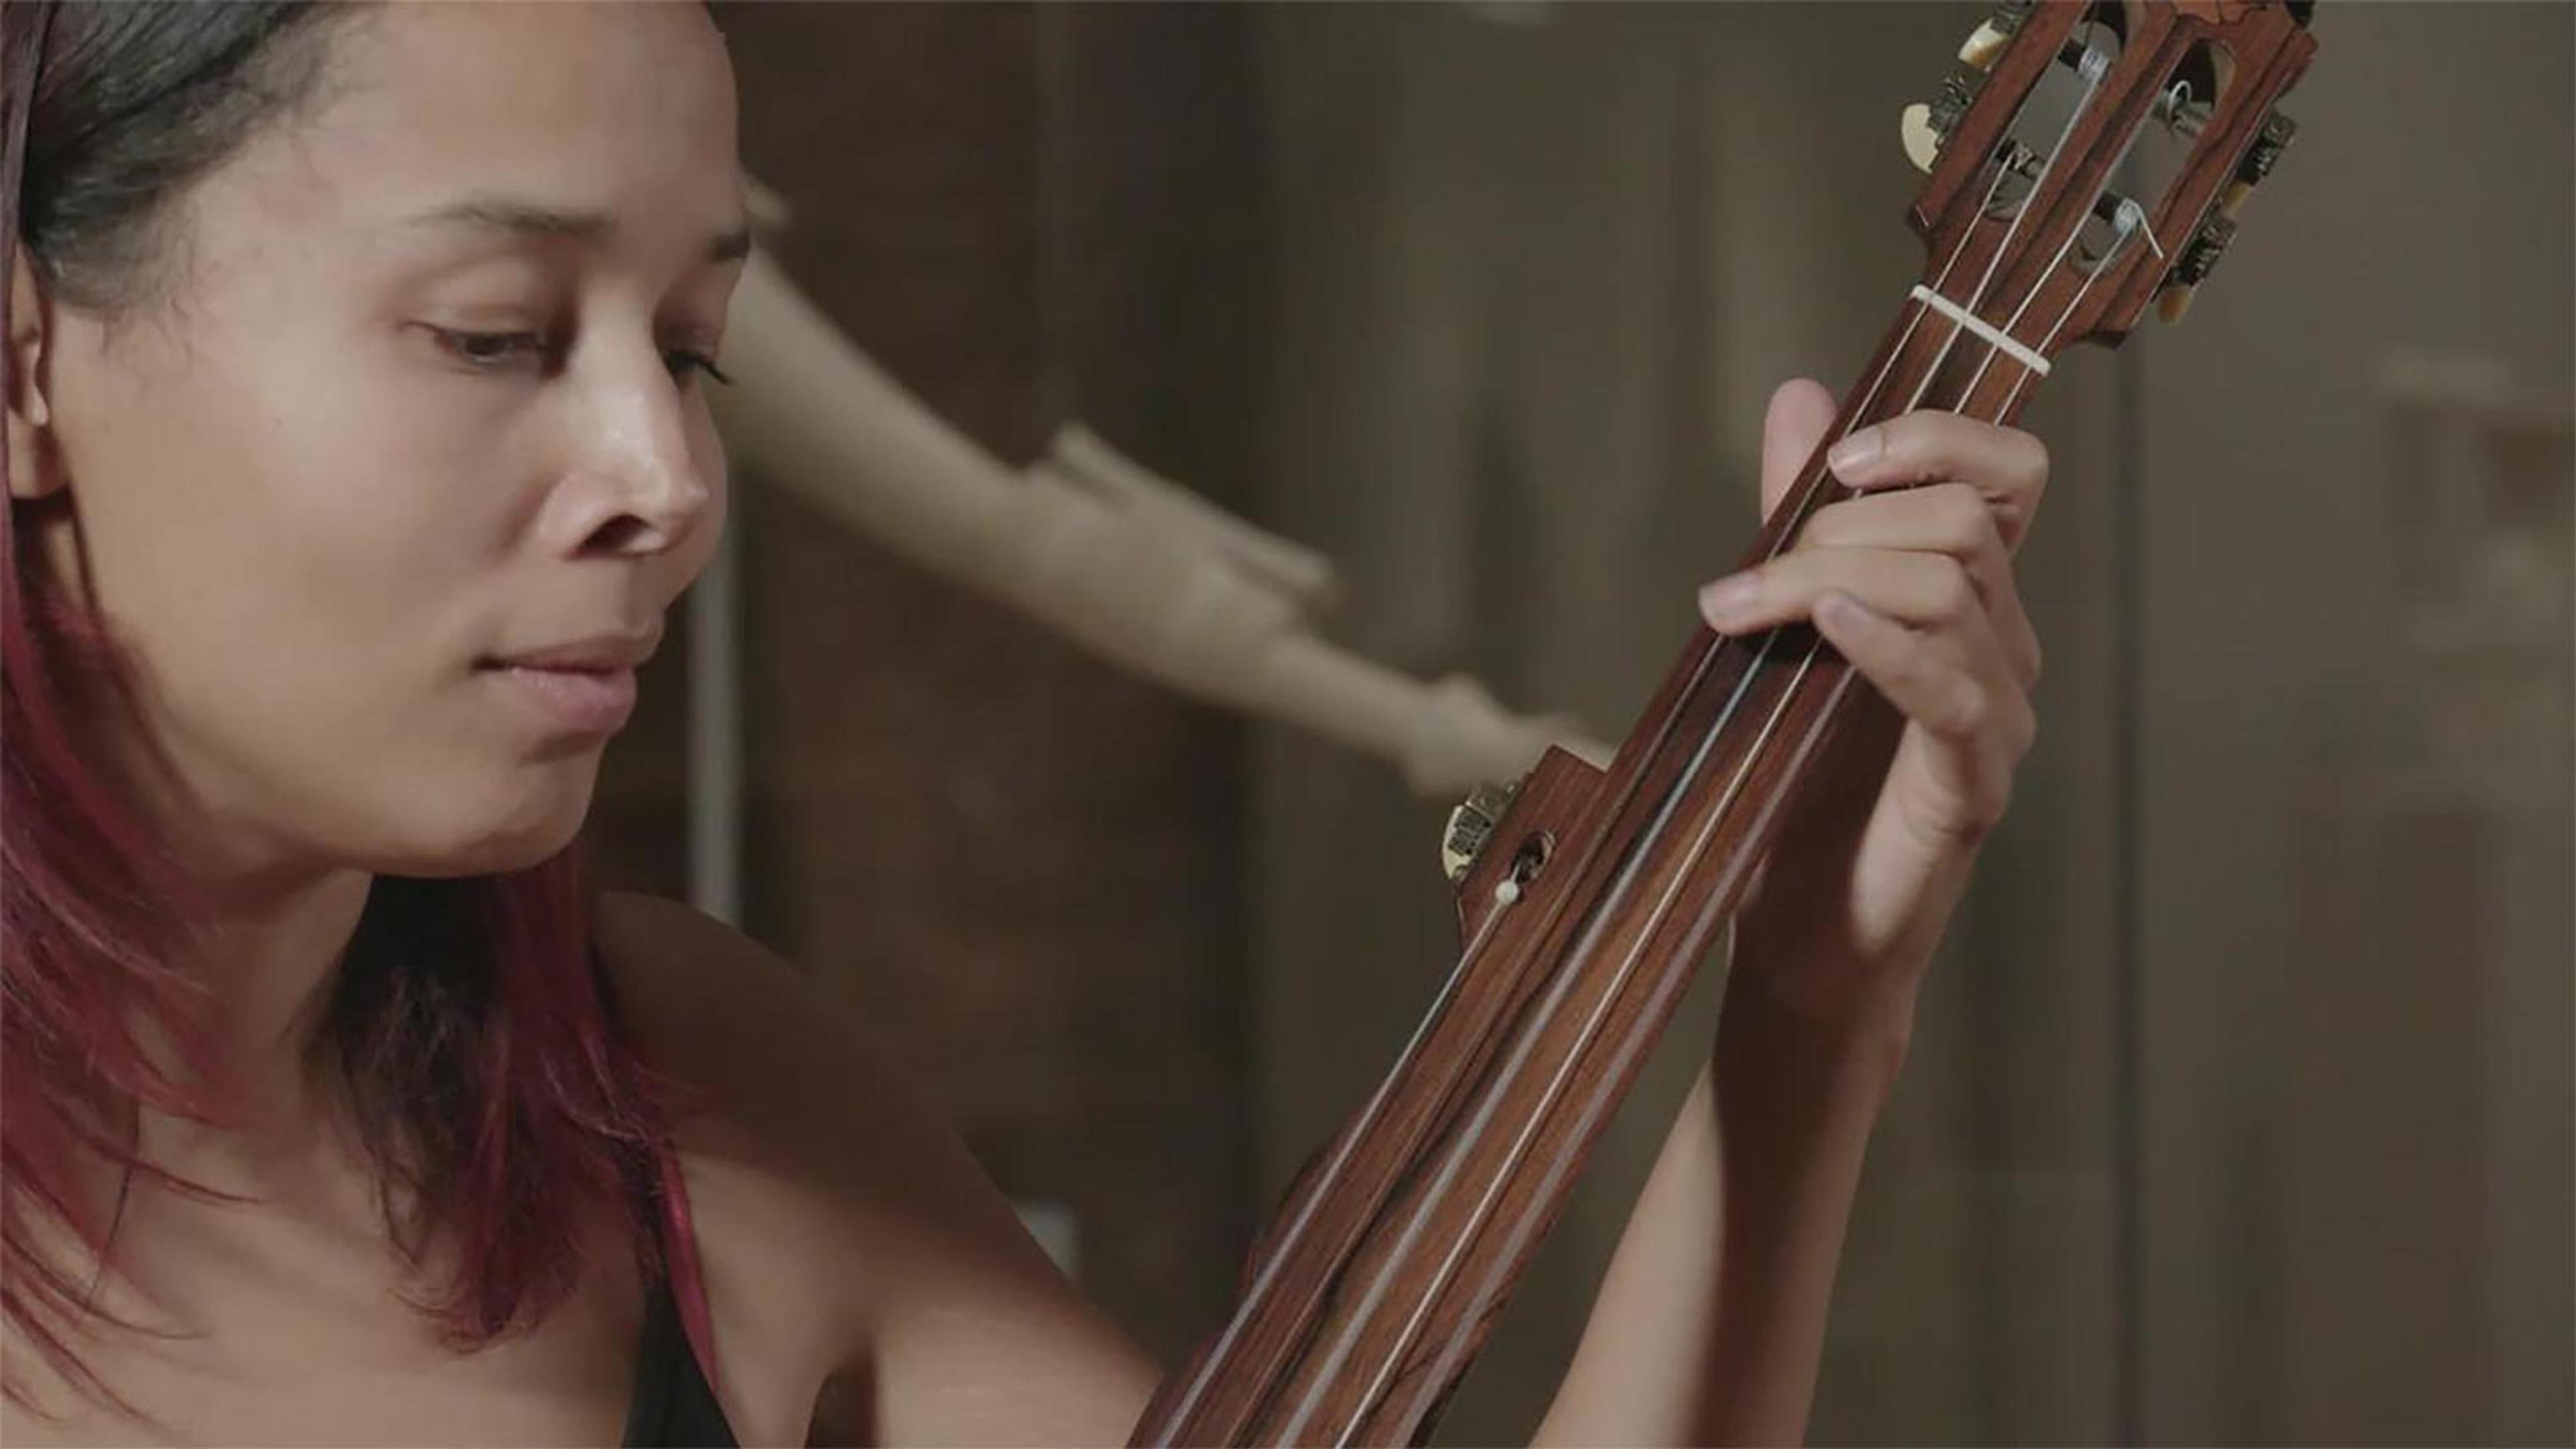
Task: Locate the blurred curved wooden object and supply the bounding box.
[707,247,1606,796]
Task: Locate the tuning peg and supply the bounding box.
[1442,780,1521,885]
[1932,65,1986,133]
[1901,103,1942,173]
[2232,110,2298,203]
[2239,111,2298,182]
[2155,211,2239,324]
[2173,213,2237,286]
[1958,18,2013,69]
[2199,113,2298,222]
[1904,63,1990,173]
[1961,0,2036,68]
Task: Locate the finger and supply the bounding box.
[1813,591,2033,824]
[1703,545,2031,702]
[1699,546,1985,638]
[1759,378,1841,523]
[1823,411,2049,549]
[1796,484,2043,686]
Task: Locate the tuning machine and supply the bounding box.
[1956,0,2035,70]
[1904,0,2045,174]
[1902,64,1989,174]
[2156,109,2295,322]
[2152,212,2239,323]
[2222,109,2298,216]
[1441,780,1521,885]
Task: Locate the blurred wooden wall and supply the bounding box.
[588,1,1268,1364]
[582,7,2575,1447]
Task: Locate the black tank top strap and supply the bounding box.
[593,934,739,1446]
[624,1267,737,1448]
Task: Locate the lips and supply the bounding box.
[481,628,661,673]
[476,628,658,735]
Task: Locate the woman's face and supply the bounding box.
[17,2,744,880]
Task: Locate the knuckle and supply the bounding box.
[2008,697,2039,759]
[1972,506,2008,562]
[2016,432,2051,493]
[1933,484,1996,553]
[1943,678,1992,737]
[1929,562,1978,621]
[1984,775,2019,830]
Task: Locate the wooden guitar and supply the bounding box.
[1133,3,2320,1443]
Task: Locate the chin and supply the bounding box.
[375,762,600,877]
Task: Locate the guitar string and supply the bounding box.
[1150,138,2004,1436]
[1315,42,2125,1443]
[1156,23,2122,1444]
[1178,34,2214,1431]
[1967,46,2180,409]
[1136,879,1527,1440]
[1377,47,2179,1428]
[1386,206,2154,1436]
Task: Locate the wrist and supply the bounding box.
[1711,942,1916,1161]
[1726,916,1924,1031]
[1718,932,1922,1077]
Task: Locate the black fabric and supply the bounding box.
[621,1273,739,1448]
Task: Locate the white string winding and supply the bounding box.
[1317,41,2128,1445]
[1155,30,2159,1446]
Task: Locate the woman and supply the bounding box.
[0,2,2048,1444]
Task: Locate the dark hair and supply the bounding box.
[2,1,670,1414]
[19,1,353,314]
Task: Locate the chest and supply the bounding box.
[1,1195,644,1446]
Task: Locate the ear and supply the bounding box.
[6,248,62,500]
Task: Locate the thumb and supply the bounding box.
[1759,378,1840,523]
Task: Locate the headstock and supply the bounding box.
[1896,0,2318,356]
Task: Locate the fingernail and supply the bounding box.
[1699,572,1759,620]
[1827,427,1884,478]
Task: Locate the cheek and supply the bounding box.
[52,332,578,866]
[680,430,731,579]
[72,354,460,688]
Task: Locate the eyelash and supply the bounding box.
[431,327,733,387]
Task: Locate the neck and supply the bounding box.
[82,658,380,1124]
[191,862,376,1112]
[114,856,377,1204]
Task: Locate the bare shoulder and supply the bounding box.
[592,889,1038,1271]
[592,891,1162,1446]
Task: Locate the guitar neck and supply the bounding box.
[1137,0,2319,1435]
[1133,292,2042,1447]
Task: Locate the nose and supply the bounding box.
[543,341,722,559]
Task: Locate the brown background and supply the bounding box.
[592,5,2573,1445]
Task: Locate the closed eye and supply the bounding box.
[427,327,731,386]
[667,350,733,387]
[429,326,551,372]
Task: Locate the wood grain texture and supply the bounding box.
[1135,5,2323,1442]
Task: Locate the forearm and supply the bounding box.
[1533,971,1909,1448]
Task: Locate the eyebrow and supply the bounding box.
[403,197,753,265]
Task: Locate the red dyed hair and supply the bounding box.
[1,0,671,1410]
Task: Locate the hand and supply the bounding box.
[1694,379,2047,1034]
